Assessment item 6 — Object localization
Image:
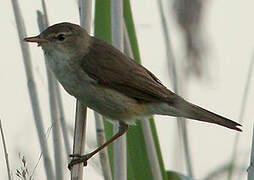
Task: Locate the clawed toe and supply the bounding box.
[69,153,82,158]
[68,154,90,170]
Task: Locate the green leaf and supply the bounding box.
[123,0,168,179]
[94,0,111,43]
[94,0,168,179]
[126,123,153,180]
[94,0,114,175]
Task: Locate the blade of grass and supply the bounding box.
[123,22,162,180]
[95,1,169,179]
[94,1,154,179]
[140,119,163,180]
[149,119,168,179]
[124,1,169,179]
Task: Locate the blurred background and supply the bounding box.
[0,0,254,179]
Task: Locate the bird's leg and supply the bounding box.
[68,123,128,169]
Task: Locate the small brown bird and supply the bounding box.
[24,22,241,168]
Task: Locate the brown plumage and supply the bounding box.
[24,22,242,168]
[81,36,241,131]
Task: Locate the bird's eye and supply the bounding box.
[56,34,66,41]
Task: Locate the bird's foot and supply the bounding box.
[68,153,92,170]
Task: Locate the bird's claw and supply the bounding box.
[68,154,91,170]
[69,153,82,158]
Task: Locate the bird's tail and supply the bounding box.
[166,98,242,132]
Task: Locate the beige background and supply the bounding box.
[0,0,253,179]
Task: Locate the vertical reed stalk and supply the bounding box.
[0,120,11,180]
[41,0,71,156]
[11,0,54,178]
[157,0,193,176]
[233,56,254,180]
[239,55,254,180]
[71,103,87,180]
[94,113,113,180]
[140,120,163,180]
[55,82,71,155]
[71,0,92,179]
[37,11,64,180]
[248,121,254,180]
[111,1,127,180]
[123,23,163,180]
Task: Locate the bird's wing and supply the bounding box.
[80,37,242,132]
[81,37,175,103]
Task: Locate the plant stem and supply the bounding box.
[40,0,71,156]
[0,120,11,180]
[124,22,163,180]
[94,113,113,180]
[111,1,127,180]
[11,0,54,178]
[37,11,64,180]
[71,0,92,179]
[157,0,193,177]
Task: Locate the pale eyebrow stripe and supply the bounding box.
[55,31,72,37]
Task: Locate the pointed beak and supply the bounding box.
[23,36,48,46]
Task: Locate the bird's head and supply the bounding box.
[24,22,90,57]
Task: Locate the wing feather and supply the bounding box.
[81,37,175,103]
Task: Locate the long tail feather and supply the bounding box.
[170,98,242,132]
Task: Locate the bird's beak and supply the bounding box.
[23,36,48,47]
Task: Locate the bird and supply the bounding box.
[23,22,242,168]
